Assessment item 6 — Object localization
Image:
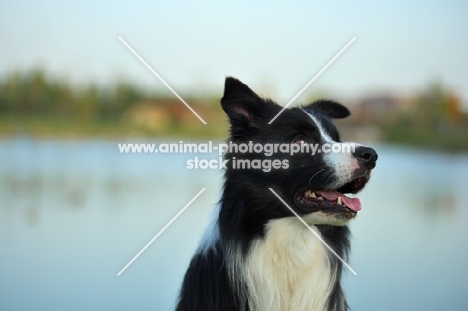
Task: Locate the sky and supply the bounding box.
[1,0,467,106]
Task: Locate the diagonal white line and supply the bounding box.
[117,188,206,276]
[268,37,356,124]
[268,188,357,276]
[118,36,207,125]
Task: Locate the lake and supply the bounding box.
[1,139,467,310]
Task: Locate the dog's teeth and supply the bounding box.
[337,197,343,205]
[318,197,323,201]
[304,190,317,199]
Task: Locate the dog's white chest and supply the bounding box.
[244,217,335,311]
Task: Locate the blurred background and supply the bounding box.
[1,0,468,310]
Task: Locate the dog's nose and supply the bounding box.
[353,146,378,169]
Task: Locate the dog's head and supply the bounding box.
[221,77,377,226]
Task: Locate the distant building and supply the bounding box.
[123,98,224,131]
[354,95,403,122]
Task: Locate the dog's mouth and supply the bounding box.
[294,175,370,214]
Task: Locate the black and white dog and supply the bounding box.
[176,78,377,311]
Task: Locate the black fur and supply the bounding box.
[176,244,243,311]
[176,77,376,311]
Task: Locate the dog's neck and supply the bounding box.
[218,186,349,311]
[241,217,341,311]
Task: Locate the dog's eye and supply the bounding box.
[292,135,307,145]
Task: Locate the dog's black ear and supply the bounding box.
[221,77,265,125]
[305,100,350,119]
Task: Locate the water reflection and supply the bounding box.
[0,140,467,310]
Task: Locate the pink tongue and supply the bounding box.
[314,190,361,212]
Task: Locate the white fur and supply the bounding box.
[242,217,335,311]
[306,112,333,142]
[324,149,360,189]
[305,110,361,189]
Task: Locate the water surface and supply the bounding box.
[1,140,467,310]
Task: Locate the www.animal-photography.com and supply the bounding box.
[1,1,467,310]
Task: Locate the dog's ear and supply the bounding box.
[221,77,265,126]
[305,100,350,119]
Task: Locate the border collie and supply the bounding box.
[176,78,377,311]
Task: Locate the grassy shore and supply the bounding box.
[383,126,468,152]
[1,116,468,153]
[0,116,228,139]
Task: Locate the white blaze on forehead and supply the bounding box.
[304,110,333,142]
[303,109,360,189]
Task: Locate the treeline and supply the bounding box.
[0,69,146,119]
[382,83,468,151]
[395,83,465,128]
[0,69,226,138]
[1,69,467,150]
